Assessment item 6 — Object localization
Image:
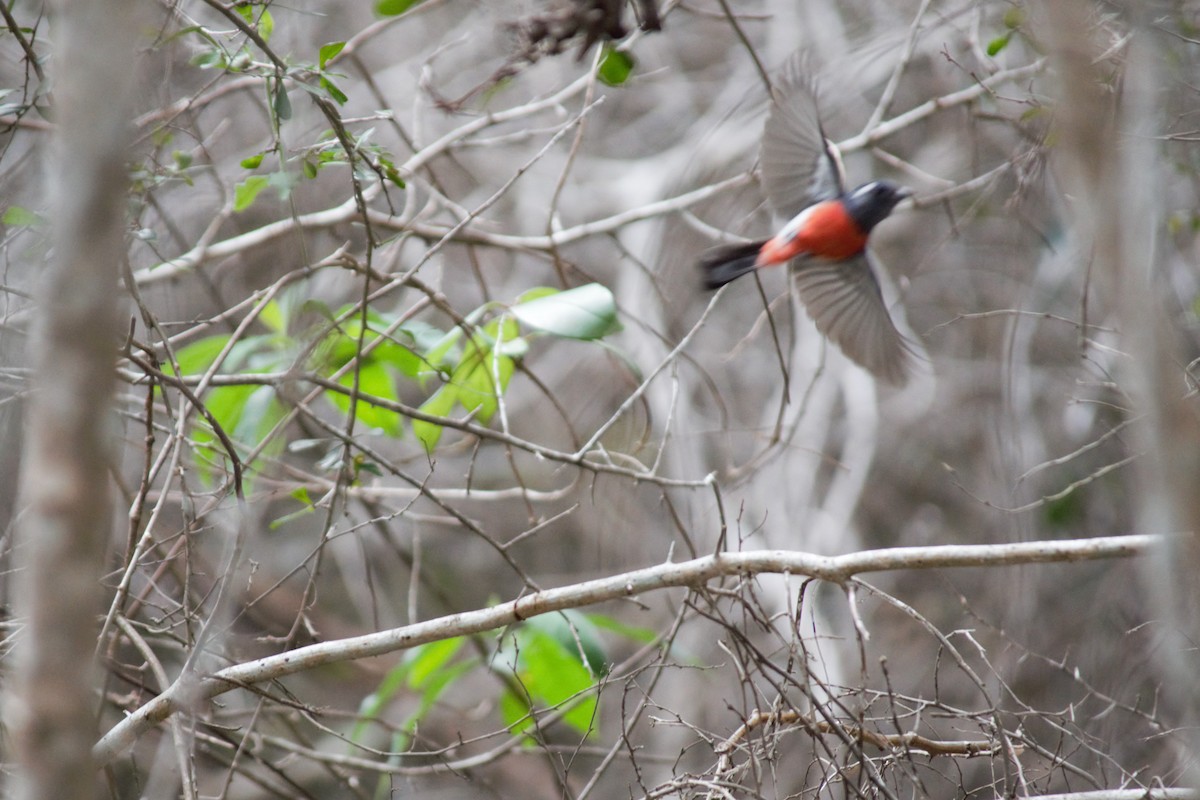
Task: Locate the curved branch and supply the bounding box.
[93,533,1156,765]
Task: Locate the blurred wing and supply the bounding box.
[791,251,916,386]
[760,56,845,220]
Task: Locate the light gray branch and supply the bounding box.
[1026,791,1197,800]
[93,533,1157,765]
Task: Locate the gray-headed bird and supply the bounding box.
[700,59,918,386]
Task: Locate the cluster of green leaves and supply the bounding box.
[167,282,620,483]
[171,0,642,217]
[351,610,656,770]
[128,130,202,203]
[183,7,399,211]
[233,120,409,214]
[166,300,295,483]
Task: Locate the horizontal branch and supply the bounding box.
[130,192,370,285]
[376,172,754,251]
[127,62,1041,285]
[1024,791,1197,800]
[93,533,1157,765]
[714,708,1010,768]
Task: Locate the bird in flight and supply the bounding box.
[700,58,918,386]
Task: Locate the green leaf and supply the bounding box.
[514,286,558,305]
[233,175,270,212]
[411,317,523,451]
[328,362,403,435]
[534,611,611,678]
[376,0,423,16]
[500,689,534,738]
[192,383,257,480]
[404,319,451,357]
[597,47,634,87]
[458,352,513,423]
[320,315,424,379]
[201,385,256,436]
[406,637,466,689]
[240,153,265,169]
[233,384,281,444]
[1044,487,1085,528]
[257,8,274,41]
[272,81,292,121]
[171,335,232,375]
[191,47,227,70]
[1003,7,1025,28]
[587,613,658,645]
[320,76,348,105]
[172,150,193,170]
[371,339,424,378]
[384,164,406,188]
[352,638,473,746]
[319,41,346,70]
[2,205,40,226]
[269,501,315,530]
[422,326,463,375]
[356,458,382,477]
[258,299,287,334]
[458,317,520,420]
[412,381,458,451]
[1019,106,1045,122]
[510,283,620,340]
[225,333,283,372]
[987,32,1012,56]
[499,626,598,738]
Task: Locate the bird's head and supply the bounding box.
[843,180,912,233]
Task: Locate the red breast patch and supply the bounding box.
[791,199,868,260]
[758,199,869,265]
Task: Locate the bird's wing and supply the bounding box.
[791,251,916,386]
[760,55,845,221]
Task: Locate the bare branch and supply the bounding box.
[94,533,1156,764]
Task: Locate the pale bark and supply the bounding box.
[8,1,138,798]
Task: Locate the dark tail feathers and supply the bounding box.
[699,241,767,289]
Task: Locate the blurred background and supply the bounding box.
[1,0,1198,797]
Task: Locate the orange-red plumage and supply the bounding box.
[697,55,921,385]
[757,199,868,265]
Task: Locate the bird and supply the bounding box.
[699,58,918,386]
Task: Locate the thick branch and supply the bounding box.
[93,533,1156,765]
[1026,792,1197,800]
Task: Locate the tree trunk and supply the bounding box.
[7,1,138,797]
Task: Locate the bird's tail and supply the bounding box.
[698,241,768,289]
